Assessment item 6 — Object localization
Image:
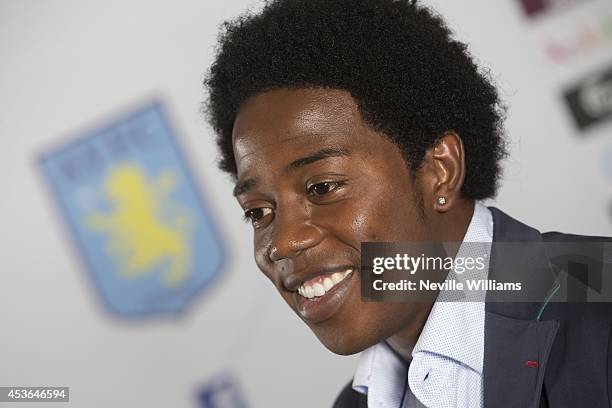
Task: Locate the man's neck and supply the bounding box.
[385,199,476,362]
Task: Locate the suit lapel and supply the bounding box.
[483,311,559,407]
[483,208,561,408]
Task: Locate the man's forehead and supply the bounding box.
[234,131,350,167]
[232,88,362,164]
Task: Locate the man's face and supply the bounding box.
[232,88,434,354]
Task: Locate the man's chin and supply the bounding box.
[312,329,378,356]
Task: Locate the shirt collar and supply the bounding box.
[352,341,407,405]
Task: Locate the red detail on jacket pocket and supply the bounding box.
[525,360,539,368]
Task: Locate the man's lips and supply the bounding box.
[297,268,354,299]
[283,264,358,324]
[282,264,357,293]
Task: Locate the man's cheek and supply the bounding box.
[348,211,383,241]
[314,200,376,241]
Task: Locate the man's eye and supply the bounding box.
[243,207,273,224]
[307,181,344,196]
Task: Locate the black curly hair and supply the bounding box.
[204,0,507,199]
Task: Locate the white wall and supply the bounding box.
[0,0,610,407]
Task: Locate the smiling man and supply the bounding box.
[231,87,462,356]
[203,0,612,407]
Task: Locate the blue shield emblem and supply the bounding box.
[40,101,225,316]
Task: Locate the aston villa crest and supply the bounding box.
[40,101,225,316]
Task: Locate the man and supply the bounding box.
[203,0,612,406]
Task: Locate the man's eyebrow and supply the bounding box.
[232,147,351,197]
[233,178,256,197]
[285,147,351,172]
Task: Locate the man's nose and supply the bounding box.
[268,209,324,262]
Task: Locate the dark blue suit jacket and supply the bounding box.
[333,207,612,408]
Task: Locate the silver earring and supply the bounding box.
[437,196,447,205]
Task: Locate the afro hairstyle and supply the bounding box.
[204,0,507,199]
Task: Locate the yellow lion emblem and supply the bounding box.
[86,164,192,287]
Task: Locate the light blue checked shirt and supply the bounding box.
[352,202,494,408]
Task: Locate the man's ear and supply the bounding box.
[419,131,466,213]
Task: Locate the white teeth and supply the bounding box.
[313,283,325,297]
[297,268,355,299]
